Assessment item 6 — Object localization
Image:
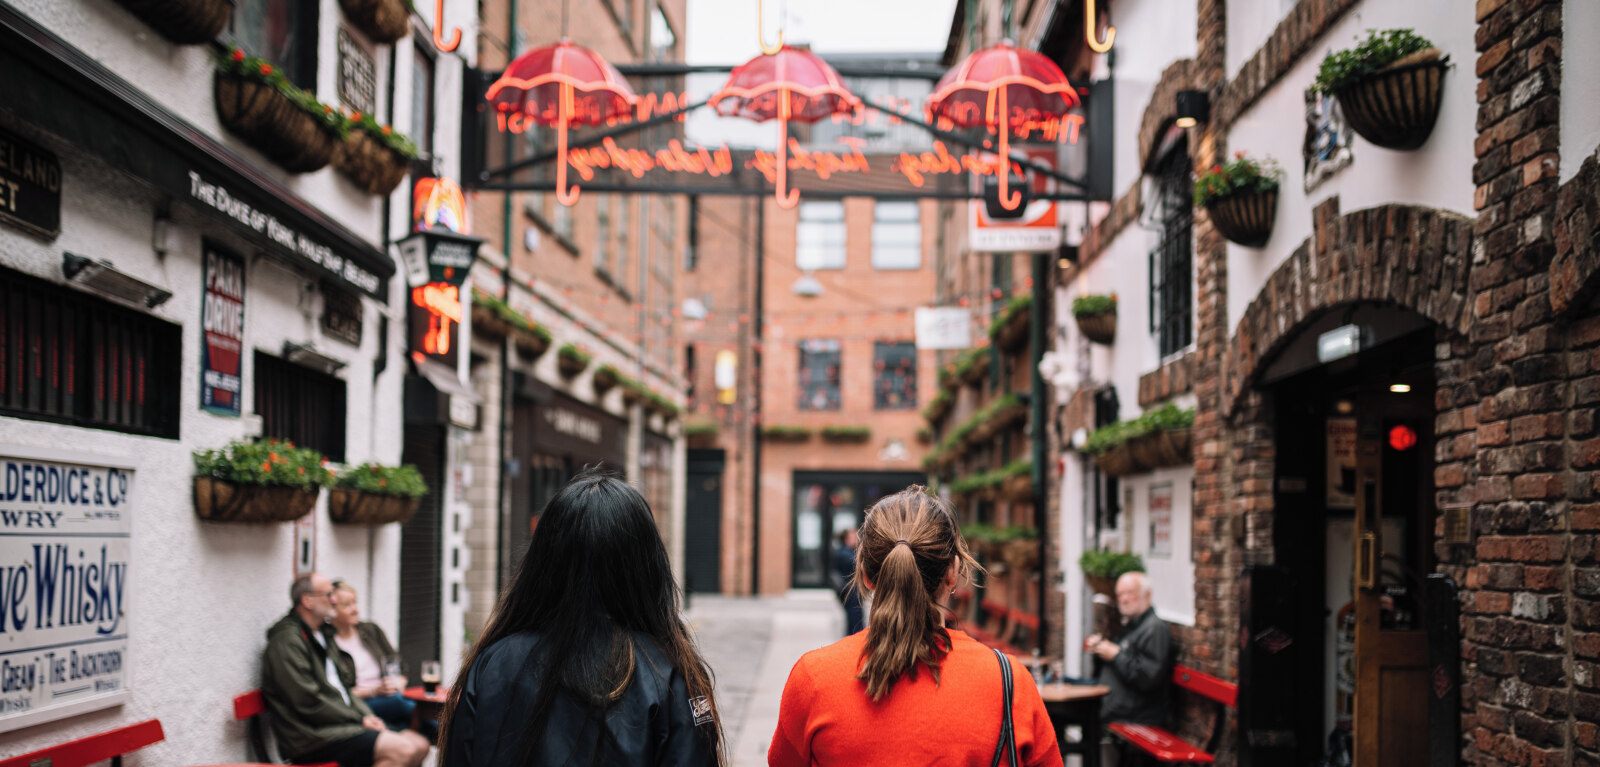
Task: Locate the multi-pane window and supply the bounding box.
[0,266,181,438]
[797,339,841,411]
[553,200,575,242]
[650,5,677,62]
[873,342,917,409]
[871,202,921,269]
[231,0,317,90]
[796,201,846,270]
[255,351,347,461]
[685,196,699,271]
[1149,137,1194,357]
[596,195,612,270]
[411,40,436,157]
[616,196,630,281]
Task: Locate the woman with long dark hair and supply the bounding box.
[768,487,1062,767]
[440,471,724,766]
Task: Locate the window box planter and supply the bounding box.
[192,439,331,523]
[194,478,319,523]
[1092,440,1143,477]
[214,63,343,174]
[1072,295,1117,344]
[960,353,990,386]
[113,0,230,44]
[1086,403,1195,476]
[1158,426,1193,465]
[646,392,682,420]
[328,489,420,525]
[1315,31,1447,151]
[622,382,648,406]
[333,127,412,195]
[470,301,516,337]
[821,425,872,443]
[556,343,591,377]
[338,0,411,44]
[593,364,621,393]
[916,427,934,445]
[1079,549,1144,596]
[1001,473,1033,503]
[1205,189,1278,247]
[1002,538,1040,571]
[513,329,551,359]
[686,420,719,446]
[923,390,953,425]
[989,295,1032,352]
[761,425,813,443]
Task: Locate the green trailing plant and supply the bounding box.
[1072,294,1117,318]
[821,425,872,440]
[1312,29,1437,95]
[335,462,428,498]
[952,346,989,380]
[346,109,419,159]
[193,438,333,492]
[685,420,719,438]
[557,343,592,366]
[1193,151,1283,208]
[472,289,553,343]
[998,524,1038,542]
[950,459,1032,496]
[1084,403,1195,454]
[1078,549,1145,579]
[922,389,954,422]
[218,48,348,139]
[646,391,682,417]
[760,425,813,440]
[987,294,1033,341]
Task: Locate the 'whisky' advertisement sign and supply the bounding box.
[0,126,61,240]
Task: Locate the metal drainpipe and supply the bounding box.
[495,0,519,600]
[502,0,517,270]
[1030,252,1048,654]
[750,196,765,595]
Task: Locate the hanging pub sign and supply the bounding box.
[0,125,62,240]
[396,228,484,288]
[969,144,1063,253]
[337,28,378,117]
[0,447,135,734]
[200,246,245,416]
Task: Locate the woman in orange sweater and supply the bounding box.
[768,487,1062,767]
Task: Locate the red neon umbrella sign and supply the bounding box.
[486,40,637,206]
[710,46,861,209]
[926,41,1079,211]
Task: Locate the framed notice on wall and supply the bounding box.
[1148,482,1173,558]
[200,246,246,416]
[0,447,135,733]
[1327,417,1358,509]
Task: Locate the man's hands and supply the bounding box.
[1083,633,1121,661]
[363,714,387,731]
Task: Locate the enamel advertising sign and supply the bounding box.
[0,448,134,733]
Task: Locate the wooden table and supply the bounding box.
[403,685,448,739]
[1037,683,1110,767]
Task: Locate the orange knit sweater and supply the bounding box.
[768,630,1063,767]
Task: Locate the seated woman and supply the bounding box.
[330,581,415,732]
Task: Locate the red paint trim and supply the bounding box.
[0,719,165,767]
[1172,664,1239,707]
[234,689,266,720]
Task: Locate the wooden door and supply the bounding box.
[1352,420,1428,765]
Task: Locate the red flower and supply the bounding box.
[351,112,363,122]
[259,63,273,76]
[298,467,306,476]
[231,49,245,62]
[382,126,392,135]
[268,452,279,463]
[1234,150,1246,159]
[370,465,380,474]
[1211,164,1222,174]
[324,104,333,113]
[260,461,272,472]
[378,478,388,488]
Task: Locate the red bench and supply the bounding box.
[0,719,165,767]
[1107,664,1238,764]
[233,690,337,767]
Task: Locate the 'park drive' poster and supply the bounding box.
[0,448,134,733]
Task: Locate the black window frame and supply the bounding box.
[411,35,437,158]
[872,341,918,410]
[254,350,348,461]
[225,0,320,91]
[797,339,842,411]
[0,266,181,439]
[1149,137,1194,358]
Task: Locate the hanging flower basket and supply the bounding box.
[593,365,621,393]
[990,296,1032,352]
[1206,189,1278,247]
[961,355,989,385]
[1003,538,1040,572]
[513,328,551,359]
[1075,311,1116,344]
[1159,426,1194,465]
[194,477,319,523]
[622,383,648,406]
[1001,473,1033,503]
[470,302,516,337]
[1129,432,1167,469]
[214,63,343,173]
[338,0,412,44]
[1334,57,1449,151]
[1085,574,1117,597]
[1093,441,1142,477]
[557,344,591,378]
[820,425,872,444]
[328,488,421,525]
[333,129,411,195]
[113,0,230,44]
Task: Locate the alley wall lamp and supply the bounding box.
[283,341,347,375]
[1175,89,1209,128]
[62,252,172,308]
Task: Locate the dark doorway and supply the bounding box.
[791,471,925,588]
[685,448,725,594]
[398,422,445,681]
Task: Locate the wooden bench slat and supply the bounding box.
[1107,722,1215,764]
[0,719,165,767]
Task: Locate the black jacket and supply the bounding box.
[261,612,374,760]
[1098,607,1175,726]
[443,631,717,767]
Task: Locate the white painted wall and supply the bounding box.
[1224,0,1477,330]
[1226,0,1297,78]
[1119,467,1196,626]
[1107,0,1198,193]
[1562,0,1600,181]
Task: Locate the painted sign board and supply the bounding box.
[969,145,1062,253]
[0,447,134,733]
[914,307,973,350]
[200,246,245,416]
[0,125,62,240]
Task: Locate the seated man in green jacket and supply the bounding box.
[262,573,430,767]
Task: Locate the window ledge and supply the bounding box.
[594,267,635,303]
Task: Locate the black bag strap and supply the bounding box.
[990,647,1019,767]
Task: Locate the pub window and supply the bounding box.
[255,351,347,461]
[1149,135,1193,358]
[797,339,841,411]
[685,196,699,271]
[872,342,917,410]
[616,195,631,282]
[411,38,437,157]
[0,266,181,439]
[596,195,612,270]
[871,201,921,269]
[796,201,846,270]
[230,0,319,91]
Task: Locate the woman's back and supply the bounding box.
[769,630,1061,767]
[445,630,715,766]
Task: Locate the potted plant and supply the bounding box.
[112,0,230,44]
[1085,420,1144,477]
[339,0,412,44]
[329,463,427,525]
[215,48,347,173]
[1079,549,1144,596]
[922,389,953,425]
[1194,152,1282,247]
[760,425,813,442]
[593,364,622,393]
[556,343,591,377]
[1313,29,1448,150]
[821,425,872,444]
[685,420,719,446]
[192,439,331,523]
[1073,294,1117,344]
[333,112,418,195]
[989,295,1033,352]
[957,347,989,386]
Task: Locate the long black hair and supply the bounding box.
[439,469,724,764]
